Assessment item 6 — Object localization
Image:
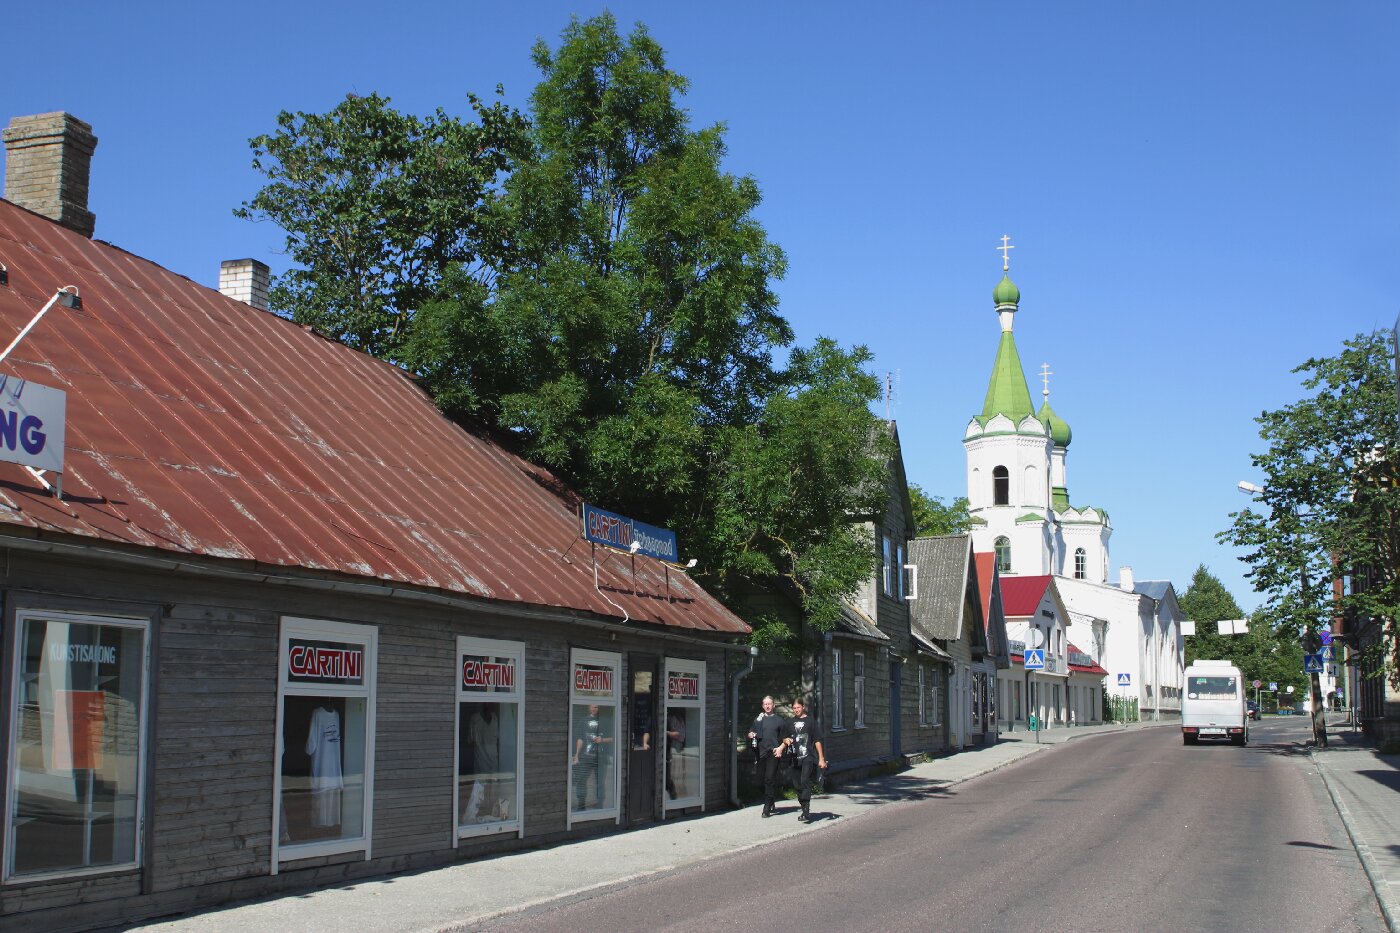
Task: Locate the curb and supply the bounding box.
[1310,748,1399,933]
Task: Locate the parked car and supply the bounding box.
[1246,700,1260,720]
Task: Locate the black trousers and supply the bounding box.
[761,751,784,807]
[792,758,818,809]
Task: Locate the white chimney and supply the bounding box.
[219,259,270,311]
[1118,565,1134,591]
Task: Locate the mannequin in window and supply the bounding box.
[306,702,343,828]
[465,705,501,821]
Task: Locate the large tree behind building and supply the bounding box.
[1221,331,1400,687]
[240,14,889,634]
[908,484,972,537]
[1180,564,1305,701]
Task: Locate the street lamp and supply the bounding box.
[1237,480,1328,748]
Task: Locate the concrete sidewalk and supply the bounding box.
[1311,720,1400,932]
[127,721,1155,933]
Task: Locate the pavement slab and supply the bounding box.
[1312,728,1400,932]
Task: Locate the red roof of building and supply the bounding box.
[973,552,996,629]
[0,199,747,635]
[999,574,1053,617]
[1068,643,1108,676]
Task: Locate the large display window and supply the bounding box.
[662,658,703,811]
[455,636,524,841]
[568,649,620,826]
[5,611,149,882]
[273,617,377,870]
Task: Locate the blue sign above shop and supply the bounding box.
[582,503,679,562]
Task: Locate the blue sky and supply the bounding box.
[7,2,1399,612]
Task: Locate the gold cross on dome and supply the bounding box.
[1040,362,1053,398]
[997,234,1015,271]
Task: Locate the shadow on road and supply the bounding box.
[1286,840,1339,850]
[838,775,959,806]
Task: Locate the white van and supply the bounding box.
[1181,660,1248,746]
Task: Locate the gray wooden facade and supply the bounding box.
[0,545,737,932]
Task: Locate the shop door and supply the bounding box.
[628,655,659,825]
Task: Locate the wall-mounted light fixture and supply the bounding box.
[57,285,80,310]
[0,263,8,286]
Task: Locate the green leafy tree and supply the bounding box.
[908,484,971,537]
[236,92,528,358]
[1221,331,1400,688]
[241,14,889,638]
[1180,564,1305,705]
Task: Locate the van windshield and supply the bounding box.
[1187,676,1237,698]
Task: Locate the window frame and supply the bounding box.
[882,535,894,596]
[567,648,622,828]
[830,648,844,731]
[4,609,152,884]
[454,636,526,843]
[853,652,866,729]
[272,616,378,872]
[662,657,704,812]
[896,542,907,600]
[1074,548,1087,579]
[918,664,928,726]
[993,465,1010,505]
[994,536,1012,573]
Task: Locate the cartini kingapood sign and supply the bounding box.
[287,640,364,685]
[581,503,678,561]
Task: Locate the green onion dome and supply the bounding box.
[993,273,1020,307]
[1038,399,1072,447]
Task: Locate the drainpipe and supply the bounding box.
[729,644,758,807]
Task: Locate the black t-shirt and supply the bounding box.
[752,712,790,753]
[789,715,821,761]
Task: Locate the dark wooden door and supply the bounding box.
[628,655,659,824]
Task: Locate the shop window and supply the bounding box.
[993,466,1009,505]
[853,653,866,729]
[569,649,621,825]
[456,637,524,840]
[994,537,1011,573]
[831,649,844,730]
[663,659,703,810]
[274,617,377,868]
[6,611,149,881]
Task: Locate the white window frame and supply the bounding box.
[930,666,943,726]
[831,648,844,731]
[882,535,894,596]
[896,542,907,600]
[454,636,526,843]
[662,658,704,813]
[567,648,622,828]
[853,652,866,729]
[272,617,378,872]
[4,609,152,884]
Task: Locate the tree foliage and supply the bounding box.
[240,14,888,636]
[236,92,528,358]
[1180,564,1306,701]
[1221,331,1400,687]
[908,484,972,537]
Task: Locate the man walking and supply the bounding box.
[788,697,826,822]
[747,695,790,818]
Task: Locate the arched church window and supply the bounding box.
[1074,548,1086,580]
[992,466,1009,506]
[994,536,1011,573]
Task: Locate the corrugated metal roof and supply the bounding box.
[0,199,748,636]
[1000,575,1053,617]
[908,534,970,640]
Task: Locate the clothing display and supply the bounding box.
[305,705,343,827]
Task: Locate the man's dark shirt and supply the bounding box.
[752,712,790,753]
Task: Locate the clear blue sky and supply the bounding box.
[7,2,1398,612]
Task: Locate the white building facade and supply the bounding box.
[963,248,1183,720]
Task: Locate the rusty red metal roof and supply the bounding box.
[0,199,748,636]
[1000,574,1054,617]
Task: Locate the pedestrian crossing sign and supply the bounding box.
[1024,648,1045,670]
[1304,653,1324,674]
[1117,673,1131,687]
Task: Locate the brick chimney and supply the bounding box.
[219,259,270,311]
[2,112,98,237]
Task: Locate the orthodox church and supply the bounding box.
[962,239,1183,722]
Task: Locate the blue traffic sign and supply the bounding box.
[1117,673,1131,687]
[1303,653,1324,674]
[1024,648,1045,670]
[1320,645,1334,661]
[1319,630,1333,647]
[1269,682,1278,691]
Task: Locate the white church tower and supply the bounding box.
[963,237,1112,582]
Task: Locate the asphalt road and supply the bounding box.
[487,718,1386,933]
